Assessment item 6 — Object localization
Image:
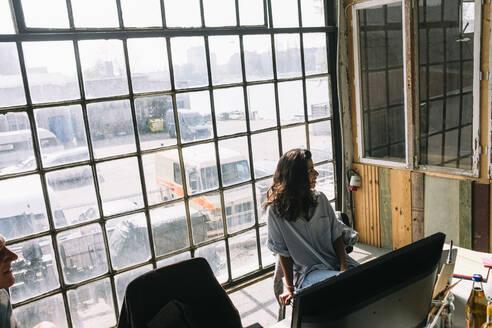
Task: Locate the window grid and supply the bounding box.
[359,4,406,160]
[418,0,473,168]
[0,0,339,326]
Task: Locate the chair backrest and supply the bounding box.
[118,257,242,328]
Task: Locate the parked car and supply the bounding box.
[0,147,102,187]
[0,128,63,169]
[165,109,211,141]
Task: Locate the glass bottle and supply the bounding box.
[481,297,492,328]
[466,274,487,328]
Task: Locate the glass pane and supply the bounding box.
[230,230,258,278]
[358,3,405,162]
[224,185,254,234]
[238,0,264,26]
[164,0,201,27]
[171,37,208,88]
[306,77,331,120]
[46,163,96,196]
[150,202,190,256]
[107,213,151,269]
[271,0,298,28]
[176,91,213,142]
[275,34,302,79]
[247,83,277,131]
[301,0,325,27]
[0,43,26,106]
[157,252,191,267]
[47,175,99,228]
[209,36,242,85]
[57,224,108,284]
[0,0,14,33]
[97,157,144,216]
[0,112,34,171]
[278,80,304,125]
[87,100,136,158]
[21,0,69,28]
[10,237,59,303]
[315,162,335,200]
[214,87,246,136]
[0,176,49,240]
[203,0,236,27]
[418,0,474,169]
[259,225,275,267]
[189,192,223,241]
[256,177,272,223]
[34,105,87,156]
[127,38,171,93]
[310,120,332,162]
[115,265,152,308]
[71,0,119,28]
[135,95,175,150]
[243,35,273,81]
[67,278,116,328]
[218,137,251,186]
[251,130,279,179]
[183,143,217,195]
[121,0,162,27]
[304,33,328,75]
[79,40,128,99]
[195,241,227,283]
[151,149,182,204]
[282,126,306,155]
[14,294,67,328]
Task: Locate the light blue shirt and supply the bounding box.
[0,289,18,328]
[266,191,358,287]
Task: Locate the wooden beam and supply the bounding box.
[352,163,381,247]
[411,172,424,242]
[390,169,412,249]
[459,180,472,249]
[472,182,490,252]
[379,167,392,249]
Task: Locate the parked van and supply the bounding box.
[165,109,211,141]
[0,128,62,169]
[155,147,258,236]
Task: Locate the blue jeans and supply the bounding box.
[300,269,340,289]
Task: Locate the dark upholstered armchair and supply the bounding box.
[118,257,258,328]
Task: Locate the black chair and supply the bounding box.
[118,257,259,328]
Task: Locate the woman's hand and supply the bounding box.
[279,285,294,305]
[340,263,347,272]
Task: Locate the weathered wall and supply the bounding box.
[344,0,492,252]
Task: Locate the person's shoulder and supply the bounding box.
[0,288,9,304]
[314,190,328,203]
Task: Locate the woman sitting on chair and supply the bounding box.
[265,149,359,306]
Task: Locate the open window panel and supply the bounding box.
[417,0,481,177]
[352,0,410,168]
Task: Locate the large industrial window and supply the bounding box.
[353,0,480,175]
[0,0,340,326]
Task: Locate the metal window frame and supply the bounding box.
[0,0,341,325]
[416,0,481,178]
[352,0,410,168]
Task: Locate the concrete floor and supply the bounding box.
[229,243,390,327]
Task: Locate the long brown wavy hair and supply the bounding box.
[263,149,317,221]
